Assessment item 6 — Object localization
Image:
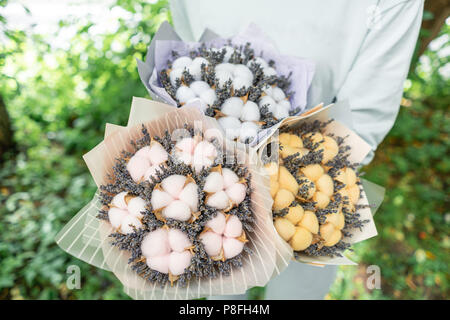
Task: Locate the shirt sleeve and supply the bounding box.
[336,0,424,163]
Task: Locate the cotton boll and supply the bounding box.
[161,175,187,198]
[232,76,252,90]
[192,141,217,172]
[263,67,277,77]
[218,116,241,140]
[148,141,168,165]
[127,155,150,182]
[111,192,128,209]
[273,104,290,120]
[144,165,159,181]
[215,70,233,87]
[169,68,184,87]
[262,84,273,96]
[226,182,246,205]
[169,251,192,275]
[162,200,191,221]
[258,95,277,113]
[176,86,196,104]
[240,101,260,122]
[200,231,223,257]
[221,97,243,118]
[190,81,211,95]
[278,99,291,111]
[141,228,170,257]
[222,168,239,189]
[239,121,259,143]
[221,46,235,62]
[175,137,196,154]
[203,172,224,193]
[207,190,230,209]
[168,228,192,253]
[172,56,192,70]
[127,197,146,218]
[178,182,198,212]
[215,63,235,74]
[206,212,226,234]
[233,64,253,81]
[199,89,216,105]
[108,207,127,229]
[134,146,152,159]
[248,57,268,69]
[186,62,202,80]
[223,237,244,259]
[272,87,286,101]
[147,254,170,274]
[192,56,209,68]
[151,189,173,210]
[224,215,243,238]
[120,215,142,234]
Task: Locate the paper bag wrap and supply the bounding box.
[257,101,385,266]
[137,22,315,147]
[56,97,291,299]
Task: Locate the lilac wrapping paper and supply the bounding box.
[137,22,315,147]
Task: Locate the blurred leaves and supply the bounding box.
[0,0,170,299]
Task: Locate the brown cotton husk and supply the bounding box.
[257,101,382,266]
[57,97,286,299]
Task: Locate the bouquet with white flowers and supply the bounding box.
[137,22,314,146]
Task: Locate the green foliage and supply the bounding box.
[0,0,448,300]
[0,0,170,299]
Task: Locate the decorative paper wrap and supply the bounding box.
[55,97,291,299]
[257,101,385,266]
[137,22,315,147]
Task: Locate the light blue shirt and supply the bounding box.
[170,0,424,163]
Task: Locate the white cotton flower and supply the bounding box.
[240,101,260,122]
[108,193,146,234]
[141,227,193,275]
[151,174,199,222]
[258,85,291,120]
[200,212,245,260]
[217,116,242,141]
[214,63,253,89]
[239,121,259,143]
[170,55,209,86]
[175,81,216,106]
[221,97,243,118]
[176,85,196,103]
[212,45,235,62]
[204,168,247,210]
[127,141,168,182]
[218,97,261,142]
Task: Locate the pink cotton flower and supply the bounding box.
[204,168,247,210]
[108,192,146,234]
[141,227,193,276]
[172,136,218,173]
[126,141,168,182]
[200,212,246,260]
[151,175,199,222]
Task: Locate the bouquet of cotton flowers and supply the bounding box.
[259,102,385,265]
[56,98,290,299]
[137,22,314,146]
